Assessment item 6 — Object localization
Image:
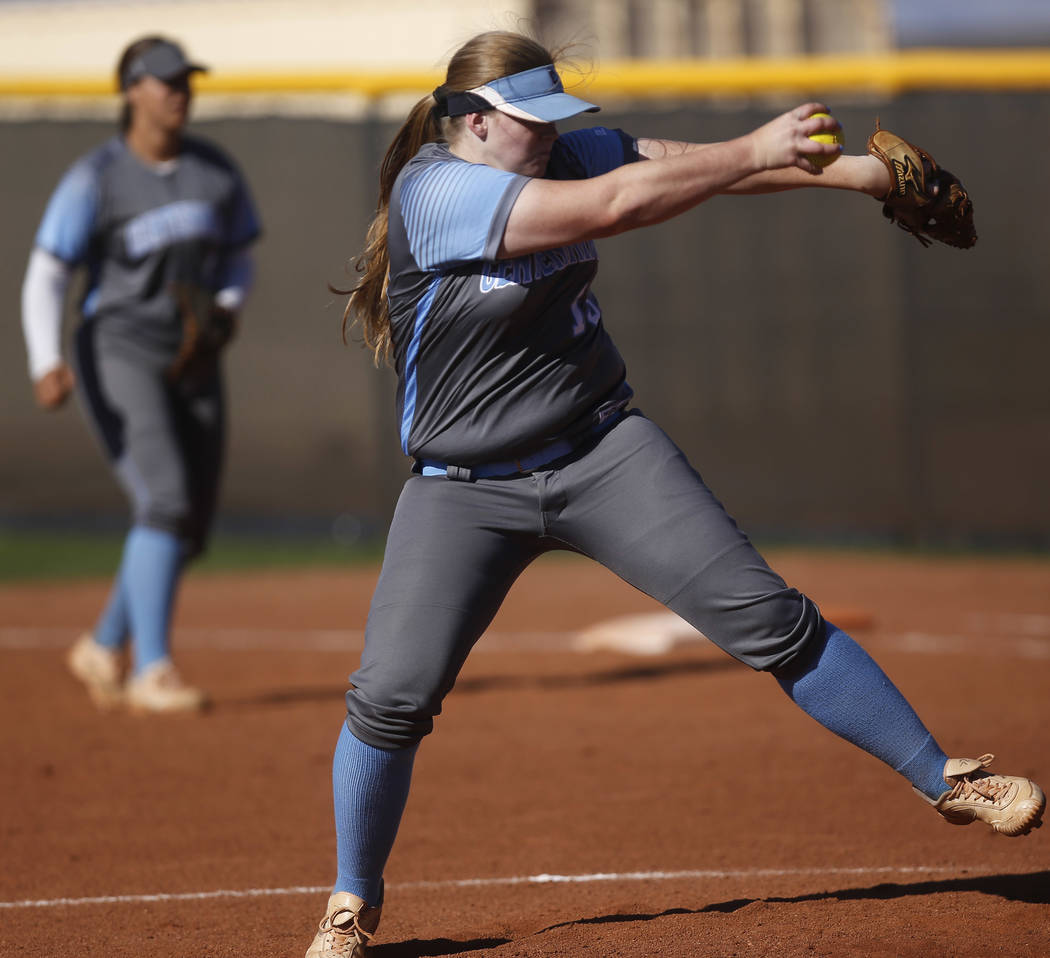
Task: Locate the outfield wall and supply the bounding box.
[2,88,1048,548]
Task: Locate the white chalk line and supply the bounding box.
[0,864,1031,911]
[2,626,1048,658]
[893,632,1050,659]
[967,612,1050,636]
[0,627,565,652]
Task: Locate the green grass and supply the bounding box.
[2,529,1044,584]
[0,531,384,582]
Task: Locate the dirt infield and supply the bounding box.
[1,549,1048,957]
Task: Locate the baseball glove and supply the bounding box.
[867,122,977,250]
[166,282,237,384]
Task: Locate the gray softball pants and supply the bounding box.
[346,410,823,749]
[73,323,225,558]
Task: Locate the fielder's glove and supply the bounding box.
[867,122,977,250]
[167,282,237,384]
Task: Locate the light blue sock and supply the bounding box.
[774,623,949,800]
[333,722,417,905]
[94,574,130,651]
[122,525,183,675]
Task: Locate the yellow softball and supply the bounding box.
[805,112,845,168]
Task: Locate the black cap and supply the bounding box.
[121,40,207,89]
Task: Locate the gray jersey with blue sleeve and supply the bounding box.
[34,134,260,358]
[386,127,637,465]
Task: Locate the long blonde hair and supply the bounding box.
[341,31,562,365]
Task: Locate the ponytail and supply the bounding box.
[339,96,444,365]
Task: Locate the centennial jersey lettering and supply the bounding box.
[124,200,220,259]
[480,241,598,292]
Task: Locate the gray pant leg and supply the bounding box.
[346,474,547,748]
[168,373,225,558]
[548,412,822,671]
[73,325,223,555]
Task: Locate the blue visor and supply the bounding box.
[466,65,599,123]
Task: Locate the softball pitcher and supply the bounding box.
[304,31,1042,956]
[20,36,261,712]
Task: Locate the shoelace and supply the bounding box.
[947,754,1014,806]
[159,671,187,689]
[319,909,376,955]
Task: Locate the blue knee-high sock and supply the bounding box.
[122,525,183,675]
[774,623,949,800]
[333,722,417,905]
[94,561,130,651]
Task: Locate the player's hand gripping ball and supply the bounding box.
[805,112,845,168]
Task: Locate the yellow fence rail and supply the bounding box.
[2,49,1050,99]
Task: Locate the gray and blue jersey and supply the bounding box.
[35,134,260,356]
[387,127,638,465]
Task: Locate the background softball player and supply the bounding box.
[20,35,261,713]
[304,30,1042,957]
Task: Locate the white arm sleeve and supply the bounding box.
[21,246,73,380]
[214,247,256,312]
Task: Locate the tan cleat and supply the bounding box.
[921,754,1045,836]
[67,633,125,709]
[305,892,382,958]
[125,660,208,714]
